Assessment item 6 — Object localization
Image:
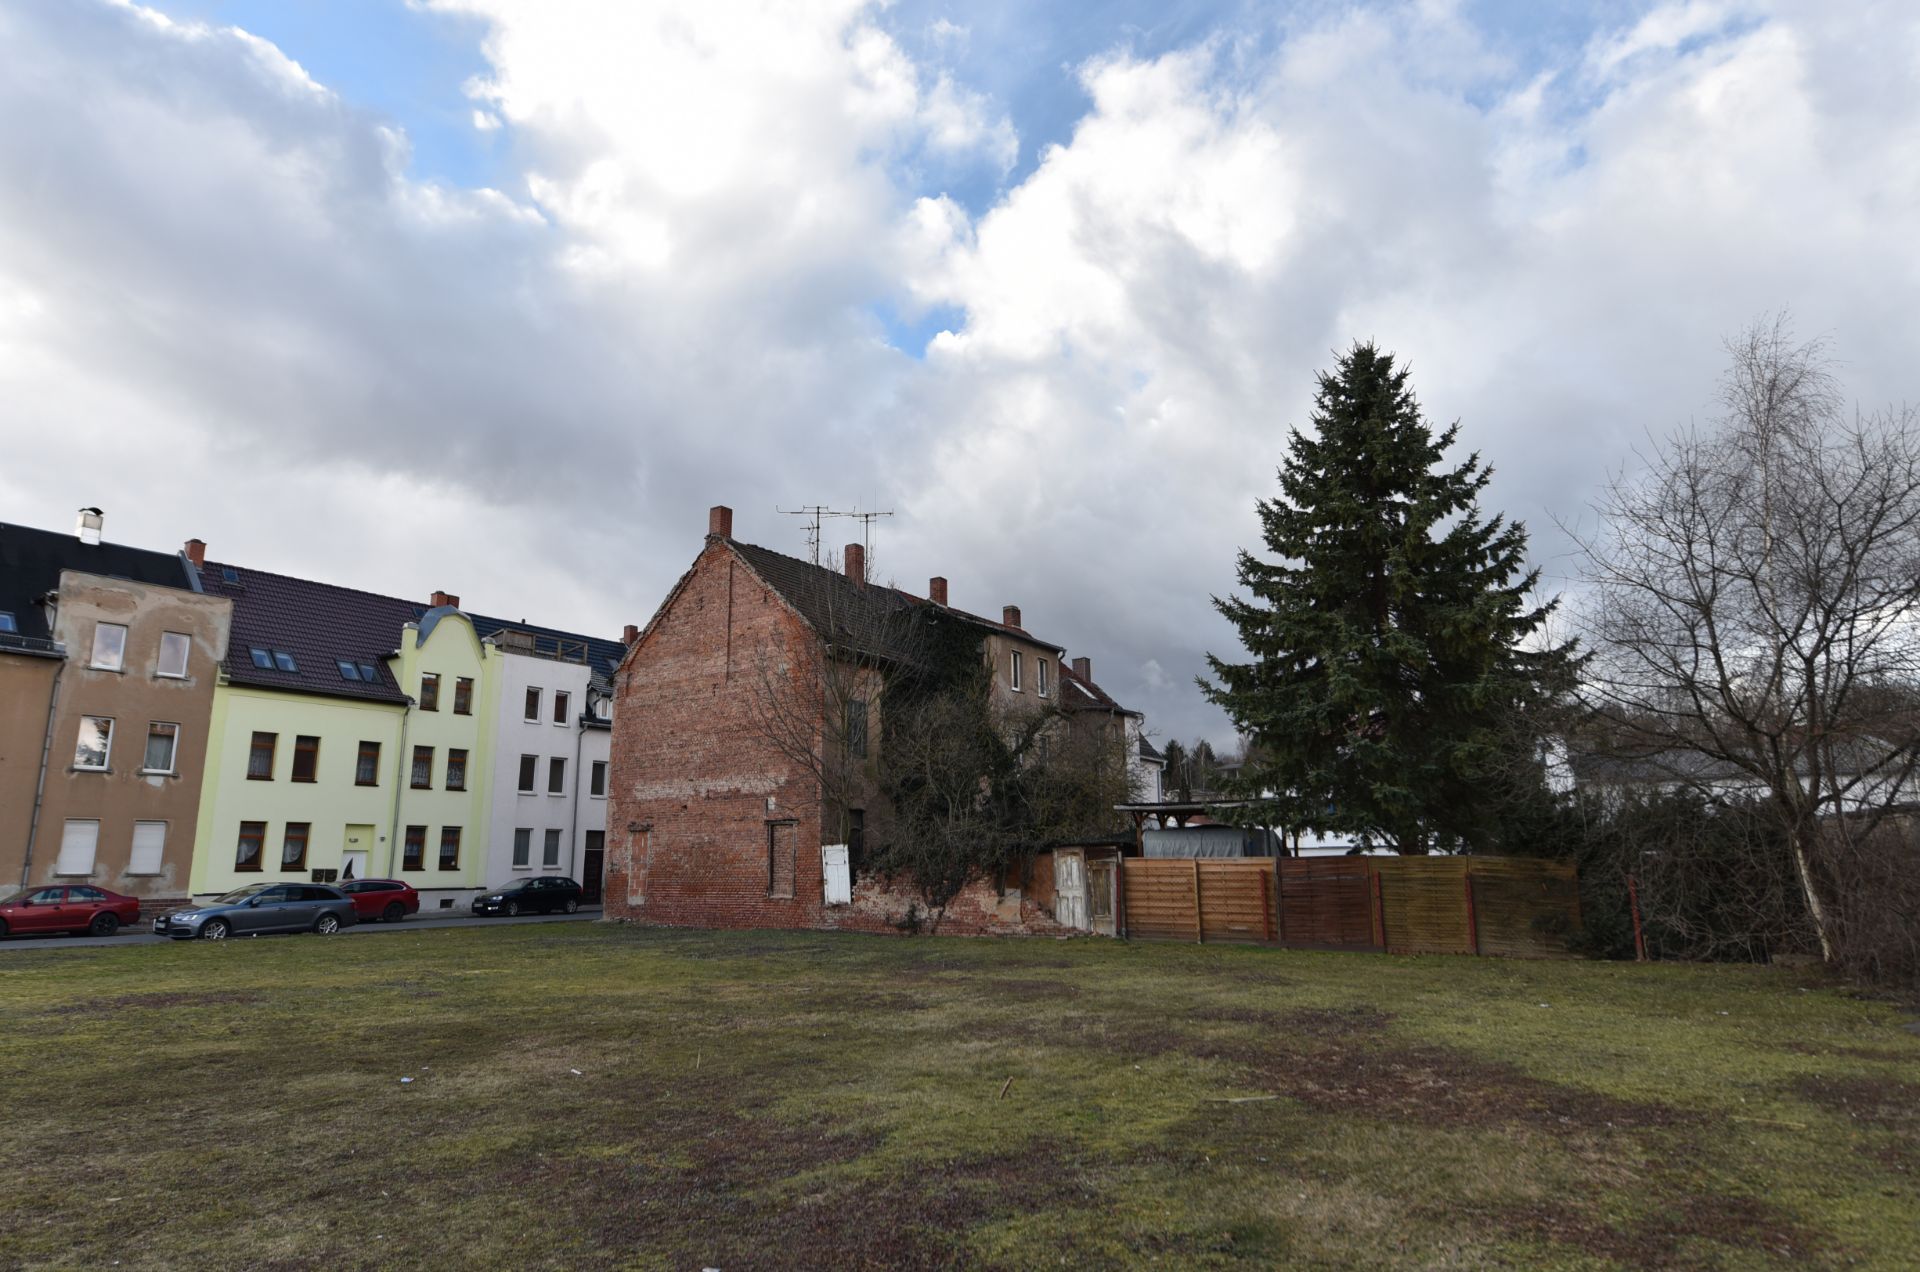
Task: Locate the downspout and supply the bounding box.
[20,658,67,889]
[567,709,584,881]
[385,697,414,877]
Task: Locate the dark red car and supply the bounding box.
[0,885,142,938]
[339,878,419,923]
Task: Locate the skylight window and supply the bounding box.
[273,651,298,672]
[249,648,272,669]
[0,612,15,634]
[221,566,239,583]
[359,662,378,681]
[338,660,361,681]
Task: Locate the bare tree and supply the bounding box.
[1580,317,1920,966]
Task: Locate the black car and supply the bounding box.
[471,876,582,917]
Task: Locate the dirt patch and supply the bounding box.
[1787,1074,1920,1128]
[1500,1191,1822,1267]
[63,990,265,1015]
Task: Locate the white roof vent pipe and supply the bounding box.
[76,507,103,546]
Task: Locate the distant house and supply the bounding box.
[0,512,232,907]
[605,505,1150,936]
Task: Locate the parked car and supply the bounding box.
[339,878,419,923]
[472,876,583,917]
[0,884,142,938]
[153,883,358,940]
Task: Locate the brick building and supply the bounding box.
[605,505,1145,936]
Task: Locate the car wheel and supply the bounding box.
[88,912,120,937]
[383,902,405,923]
[202,919,230,941]
[0,917,9,939]
[315,913,341,935]
[504,901,520,917]
[564,898,579,914]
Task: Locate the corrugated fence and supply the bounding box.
[1119,855,1580,958]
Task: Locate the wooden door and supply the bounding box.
[1088,861,1116,936]
[1055,850,1087,930]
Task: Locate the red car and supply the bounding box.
[0,884,142,938]
[339,878,420,923]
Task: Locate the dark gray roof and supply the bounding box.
[0,521,197,644]
[728,539,1065,662]
[1138,736,1164,763]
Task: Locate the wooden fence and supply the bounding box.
[1118,855,1580,958]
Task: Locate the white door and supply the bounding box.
[1055,851,1087,930]
[821,843,851,905]
[342,825,374,880]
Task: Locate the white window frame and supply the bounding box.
[142,721,180,775]
[129,821,167,875]
[542,828,563,868]
[90,622,128,671]
[55,820,99,877]
[512,827,532,869]
[1010,649,1023,692]
[524,687,542,722]
[590,760,607,799]
[548,756,566,796]
[1037,658,1050,697]
[156,631,190,679]
[553,690,571,725]
[74,716,114,771]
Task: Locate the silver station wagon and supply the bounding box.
[154,883,359,940]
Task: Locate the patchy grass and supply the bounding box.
[1,927,1917,1269]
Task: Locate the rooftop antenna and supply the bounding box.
[849,506,894,578]
[776,505,855,566]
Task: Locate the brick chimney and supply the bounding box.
[708,505,733,539]
[430,590,460,609]
[1002,605,1021,629]
[622,623,639,645]
[928,576,948,606]
[184,538,206,568]
[844,543,865,586]
[1072,656,1091,681]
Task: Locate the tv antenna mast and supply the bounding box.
[776,505,853,566]
[849,507,894,577]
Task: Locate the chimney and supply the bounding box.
[184,538,206,568]
[1072,656,1091,681]
[928,576,948,606]
[844,543,865,586]
[622,623,639,645]
[75,507,103,546]
[1002,604,1022,629]
[708,505,733,539]
[430,590,461,609]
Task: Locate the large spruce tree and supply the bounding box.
[1203,343,1576,853]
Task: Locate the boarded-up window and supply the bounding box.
[129,821,167,875]
[56,820,99,876]
[767,821,797,898]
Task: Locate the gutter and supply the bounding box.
[19,656,67,889]
[566,708,584,880]
[385,697,414,876]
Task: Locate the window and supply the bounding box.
[419,672,440,711]
[1037,658,1049,697]
[524,687,541,721]
[157,632,190,678]
[143,722,179,774]
[291,735,320,783]
[250,648,272,669]
[0,611,14,633]
[454,676,473,715]
[1010,649,1023,692]
[56,820,99,876]
[129,821,166,874]
[72,885,106,901]
[235,821,266,872]
[845,699,869,759]
[281,823,310,871]
[402,826,426,871]
[74,716,113,770]
[767,821,797,898]
[446,748,468,791]
[89,622,127,671]
[518,754,538,794]
[272,650,298,672]
[359,662,379,682]
[438,827,461,870]
[590,760,607,798]
[248,731,276,780]
[411,746,434,789]
[542,828,562,868]
[548,757,566,795]
[553,690,571,724]
[355,741,380,786]
[512,828,531,868]
[337,660,362,681]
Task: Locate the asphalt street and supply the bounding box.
[0,907,603,952]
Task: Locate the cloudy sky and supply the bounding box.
[2,0,1915,747]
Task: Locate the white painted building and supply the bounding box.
[480,626,622,902]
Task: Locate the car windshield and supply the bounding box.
[212,886,268,904]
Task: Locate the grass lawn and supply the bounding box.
[1,925,1916,1270]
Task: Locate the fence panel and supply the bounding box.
[1277,858,1378,949]
[1468,859,1582,959]
[1120,859,1203,941]
[1373,857,1474,955]
[1198,860,1276,943]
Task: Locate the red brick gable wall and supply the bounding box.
[605,540,1074,938]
